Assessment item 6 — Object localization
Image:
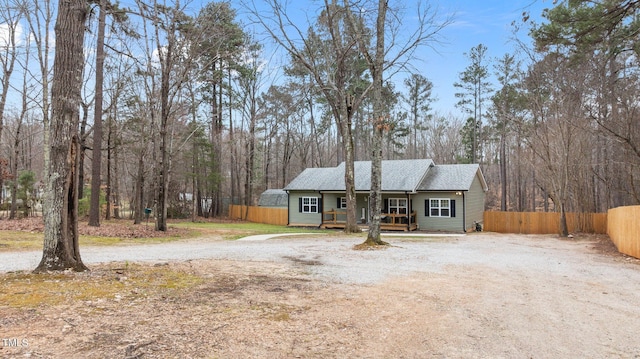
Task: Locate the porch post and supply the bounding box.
[320,192,325,227]
[406,193,411,231]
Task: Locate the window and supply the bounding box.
[388,198,407,214]
[429,199,450,217]
[338,197,347,209]
[300,197,319,213]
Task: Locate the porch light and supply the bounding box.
[455,191,463,196]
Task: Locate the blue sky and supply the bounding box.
[233,0,556,118]
[1,0,555,121]
[415,0,553,116]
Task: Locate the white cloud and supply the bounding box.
[0,21,24,48]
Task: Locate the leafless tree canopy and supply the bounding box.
[0,0,636,249]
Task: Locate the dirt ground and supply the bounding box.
[2,232,640,359]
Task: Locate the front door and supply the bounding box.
[361,195,369,224]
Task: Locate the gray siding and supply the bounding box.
[356,195,369,223]
[287,191,322,226]
[286,163,486,231]
[321,193,345,224]
[413,173,486,232]
[415,193,464,231]
[464,174,486,230]
[323,193,370,224]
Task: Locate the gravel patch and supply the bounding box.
[3,232,640,358]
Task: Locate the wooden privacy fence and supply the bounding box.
[483,211,608,235]
[607,205,640,259]
[230,205,639,259]
[228,205,288,226]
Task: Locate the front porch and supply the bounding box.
[320,209,418,231]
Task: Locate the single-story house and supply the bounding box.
[283,159,487,232]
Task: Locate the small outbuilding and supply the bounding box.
[258,189,289,207]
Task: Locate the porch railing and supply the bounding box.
[382,211,416,225]
[322,209,417,230]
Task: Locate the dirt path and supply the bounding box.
[2,233,640,358]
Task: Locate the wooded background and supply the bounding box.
[0,0,638,223]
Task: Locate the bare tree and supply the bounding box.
[249,0,378,233]
[0,0,22,201]
[344,0,450,244]
[353,0,388,244]
[88,0,108,226]
[35,0,89,272]
[491,53,523,211]
[8,25,32,220]
[22,0,53,179]
[524,52,589,236]
[134,0,200,230]
[237,39,265,206]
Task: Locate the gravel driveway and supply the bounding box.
[3,232,640,357]
[2,232,638,286]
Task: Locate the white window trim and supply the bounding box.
[388,198,408,214]
[302,197,319,213]
[430,198,451,218]
[339,197,347,209]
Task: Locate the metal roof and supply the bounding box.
[258,189,289,207]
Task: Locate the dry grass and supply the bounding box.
[0,217,195,252]
[2,235,640,358]
[0,263,203,309]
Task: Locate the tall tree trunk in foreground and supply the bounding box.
[342,95,360,234]
[361,0,388,245]
[35,0,88,272]
[88,0,107,226]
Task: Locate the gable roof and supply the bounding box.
[417,164,488,192]
[284,160,487,193]
[285,159,434,192]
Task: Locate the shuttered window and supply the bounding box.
[427,198,455,218]
[299,197,320,213]
[388,198,408,214]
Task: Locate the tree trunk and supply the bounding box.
[105,125,112,220]
[24,0,53,187]
[229,67,239,206]
[559,202,569,237]
[88,0,107,226]
[245,98,256,206]
[211,65,223,216]
[111,112,122,220]
[365,123,385,244]
[500,133,507,211]
[0,7,19,208]
[10,39,30,220]
[342,97,360,234]
[133,155,144,225]
[362,0,388,245]
[9,122,21,220]
[155,12,174,232]
[35,0,88,272]
[78,102,89,200]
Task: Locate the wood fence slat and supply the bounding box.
[228,205,288,226]
[229,206,637,260]
[607,205,640,259]
[483,211,608,235]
